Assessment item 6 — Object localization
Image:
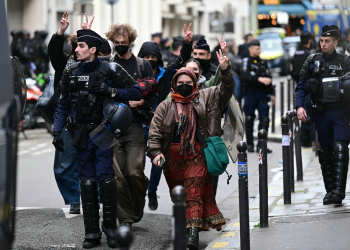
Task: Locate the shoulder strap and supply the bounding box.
[99,61,110,74]
[196,128,208,149]
[136,57,144,78]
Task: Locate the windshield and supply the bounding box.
[260,40,283,52]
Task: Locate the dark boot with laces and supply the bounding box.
[187,227,199,250]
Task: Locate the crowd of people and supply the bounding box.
[12,12,277,250]
[10,29,50,78]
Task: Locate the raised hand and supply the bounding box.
[183,23,193,44]
[82,13,95,30]
[58,12,69,36]
[216,49,228,70]
[217,35,228,57]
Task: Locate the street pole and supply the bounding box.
[257,130,268,228]
[251,0,258,32]
[110,1,114,24]
[281,115,291,204]
[172,186,187,250]
[237,141,250,250]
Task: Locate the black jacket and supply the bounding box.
[241,56,273,95]
[291,46,311,82]
[138,41,193,105]
[48,33,68,90]
[202,63,217,81]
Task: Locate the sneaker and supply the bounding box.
[69,204,81,214]
[148,192,158,211]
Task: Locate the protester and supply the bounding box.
[147,49,234,249]
[105,23,158,228]
[138,23,193,211]
[47,12,81,215]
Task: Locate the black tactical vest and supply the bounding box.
[292,48,310,78]
[311,53,345,102]
[68,61,110,122]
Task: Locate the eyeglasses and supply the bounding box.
[114,42,128,46]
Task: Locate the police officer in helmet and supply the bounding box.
[52,29,142,249]
[296,25,350,205]
[241,39,275,153]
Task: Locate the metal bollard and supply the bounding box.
[257,130,268,228]
[287,79,291,111]
[294,113,303,181]
[280,81,284,119]
[171,185,187,250]
[237,141,250,250]
[271,85,276,133]
[116,226,133,250]
[286,110,295,192]
[281,115,291,204]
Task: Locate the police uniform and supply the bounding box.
[53,29,142,248]
[241,40,274,152]
[295,25,350,205]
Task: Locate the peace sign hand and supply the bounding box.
[82,13,95,30]
[217,35,229,57]
[216,49,228,71]
[58,12,69,36]
[183,23,193,44]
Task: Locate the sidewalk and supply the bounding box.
[205,147,350,250]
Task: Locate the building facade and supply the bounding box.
[6,0,249,55]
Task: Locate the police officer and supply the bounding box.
[193,39,217,80]
[291,31,315,147]
[53,29,143,249]
[296,25,350,205]
[241,40,275,153]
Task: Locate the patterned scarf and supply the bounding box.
[170,68,199,156]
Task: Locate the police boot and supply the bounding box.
[99,175,118,248]
[187,227,199,250]
[81,179,101,249]
[258,115,272,153]
[318,146,334,205]
[246,115,255,152]
[332,142,349,205]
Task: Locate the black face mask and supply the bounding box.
[195,73,200,80]
[177,84,193,97]
[195,58,210,70]
[148,60,158,70]
[115,45,129,56]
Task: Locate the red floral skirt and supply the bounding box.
[164,142,226,231]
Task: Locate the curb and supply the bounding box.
[205,147,315,249]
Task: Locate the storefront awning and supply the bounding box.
[258,1,313,15]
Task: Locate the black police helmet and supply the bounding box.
[11,30,20,37]
[340,79,350,101]
[103,98,132,134]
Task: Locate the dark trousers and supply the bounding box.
[75,138,114,180]
[243,90,269,118]
[113,122,149,223]
[314,108,350,147]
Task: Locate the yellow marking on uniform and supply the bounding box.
[222,231,238,237]
[269,187,278,190]
[249,207,259,210]
[212,242,229,248]
[302,148,311,152]
[232,222,240,227]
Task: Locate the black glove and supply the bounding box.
[90,82,112,96]
[52,131,64,152]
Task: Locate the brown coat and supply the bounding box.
[146,67,235,171]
